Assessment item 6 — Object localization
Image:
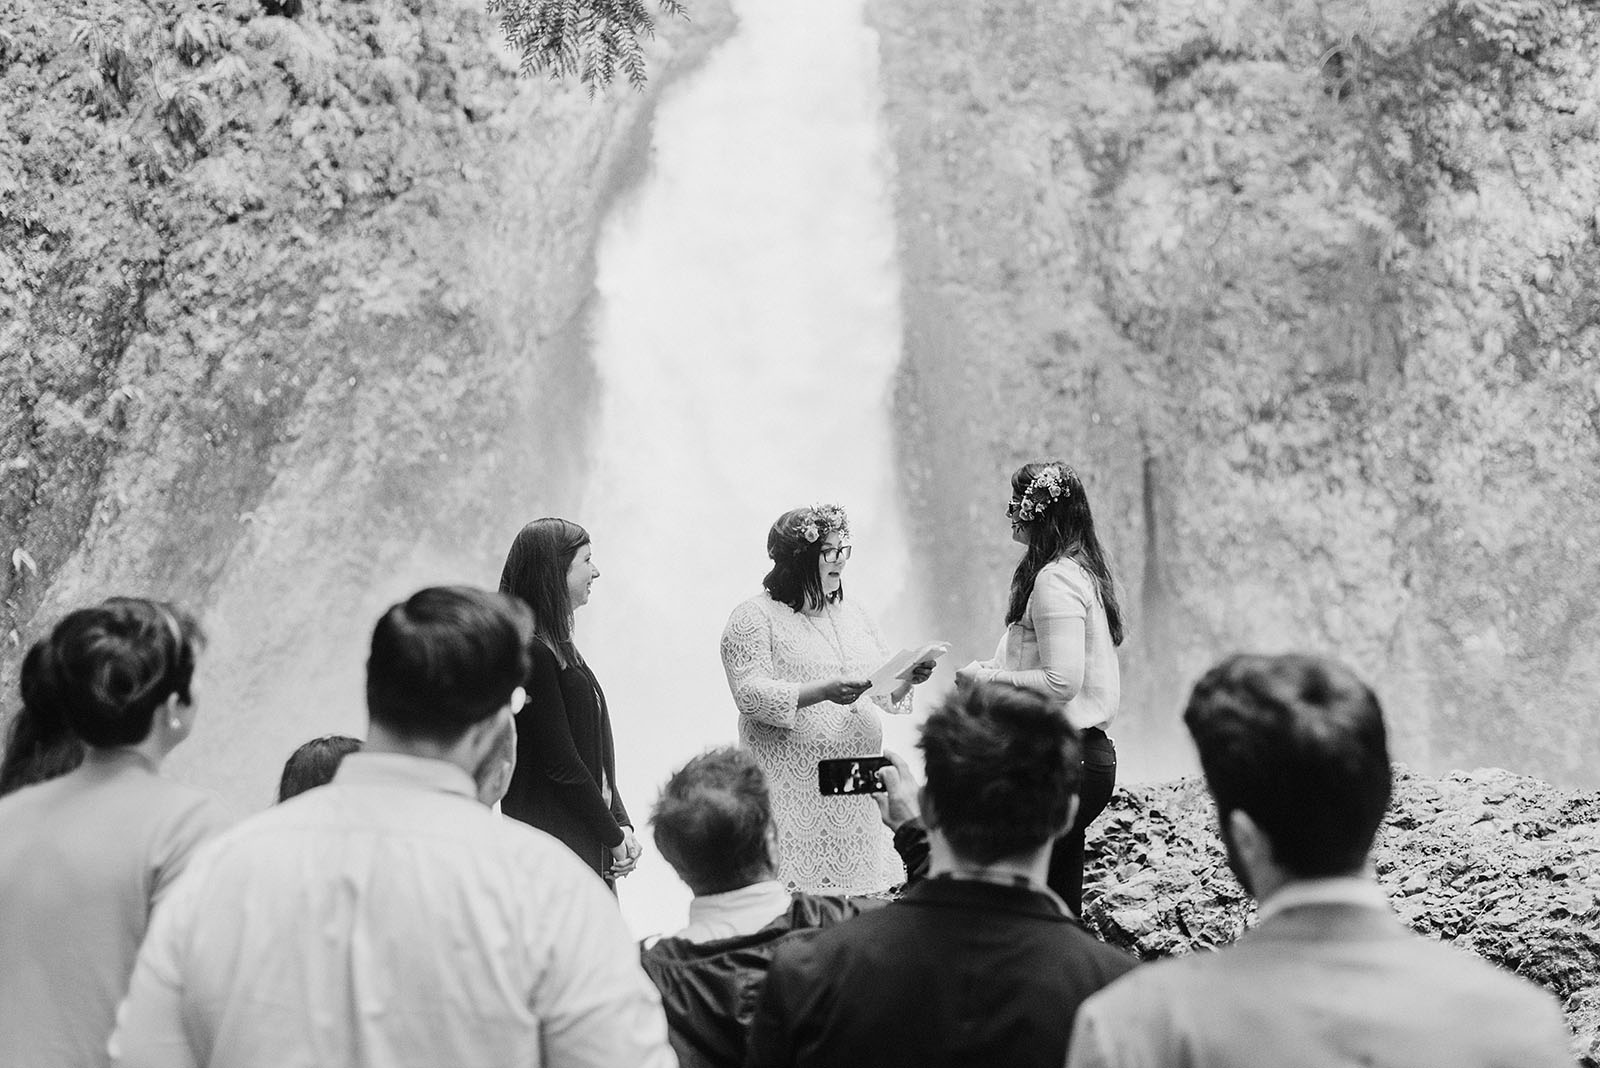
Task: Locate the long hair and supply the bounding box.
[1006,462,1124,645]
[499,517,590,664]
[0,642,85,798]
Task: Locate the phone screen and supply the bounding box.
[817,756,891,795]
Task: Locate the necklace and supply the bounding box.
[805,603,849,667]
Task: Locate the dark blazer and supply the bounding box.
[744,876,1136,1068]
[500,640,630,878]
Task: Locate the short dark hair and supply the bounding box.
[277,735,363,802]
[1184,653,1392,878]
[919,682,1081,865]
[499,518,589,665]
[651,746,775,895]
[32,599,203,749]
[366,587,533,745]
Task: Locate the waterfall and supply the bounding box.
[578,0,923,938]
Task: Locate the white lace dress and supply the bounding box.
[720,592,911,893]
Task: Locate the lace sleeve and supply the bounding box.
[721,599,800,729]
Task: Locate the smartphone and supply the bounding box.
[817,756,891,796]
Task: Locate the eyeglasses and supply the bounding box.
[1005,498,1024,519]
[820,545,853,564]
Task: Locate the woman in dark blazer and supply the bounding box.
[498,518,641,886]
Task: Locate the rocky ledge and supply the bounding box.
[1083,767,1600,1065]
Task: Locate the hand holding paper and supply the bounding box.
[865,640,952,699]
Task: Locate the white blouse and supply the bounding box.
[975,558,1120,732]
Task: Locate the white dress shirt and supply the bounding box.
[1256,874,1392,922]
[109,752,676,1068]
[672,879,794,942]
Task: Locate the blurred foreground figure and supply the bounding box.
[0,599,228,1068]
[0,641,85,796]
[744,681,1135,1068]
[110,586,675,1068]
[642,746,930,1068]
[275,735,362,802]
[1067,653,1577,1068]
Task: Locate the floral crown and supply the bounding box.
[1011,465,1075,522]
[771,503,850,557]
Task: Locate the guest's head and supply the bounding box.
[499,518,594,663]
[764,504,850,612]
[277,735,363,802]
[21,599,204,763]
[1183,653,1392,896]
[652,746,777,896]
[365,587,532,774]
[0,641,86,797]
[919,681,1081,866]
[1004,461,1123,645]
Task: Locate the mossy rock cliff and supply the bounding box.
[870,0,1600,787]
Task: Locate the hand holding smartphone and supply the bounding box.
[817,756,891,795]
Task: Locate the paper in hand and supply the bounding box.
[865,640,952,699]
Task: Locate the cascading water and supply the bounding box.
[578,0,928,938]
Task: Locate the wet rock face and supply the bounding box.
[1082,767,1600,1065]
[870,0,1600,789]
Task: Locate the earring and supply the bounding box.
[169,716,183,731]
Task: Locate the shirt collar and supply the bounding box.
[931,869,1075,918]
[1257,875,1391,923]
[676,880,793,941]
[332,752,477,800]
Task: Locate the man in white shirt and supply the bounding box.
[1066,653,1576,1068]
[110,586,676,1068]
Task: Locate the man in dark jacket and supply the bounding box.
[743,681,1136,1068]
[640,746,929,1068]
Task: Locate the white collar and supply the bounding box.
[675,880,792,942]
[332,752,477,800]
[1257,875,1391,923]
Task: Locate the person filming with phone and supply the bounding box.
[720,504,936,895]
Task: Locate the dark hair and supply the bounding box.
[651,746,776,895]
[1006,462,1124,645]
[366,586,533,745]
[28,599,204,749]
[762,507,845,613]
[919,681,1081,865]
[499,518,589,665]
[1184,653,1392,879]
[0,643,86,797]
[277,735,363,802]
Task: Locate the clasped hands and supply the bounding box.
[609,826,644,879]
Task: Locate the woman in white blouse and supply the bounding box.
[957,462,1124,915]
[720,504,934,893]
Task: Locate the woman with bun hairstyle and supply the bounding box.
[498,518,641,888]
[0,597,229,1068]
[721,504,935,894]
[957,462,1124,915]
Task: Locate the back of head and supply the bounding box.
[366,586,533,746]
[652,746,774,896]
[920,681,1081,865]
[498,518,589,658]
[1184,653,1392,878]
[277,735,363,802]
[31,598,203,750]
[0,642,86,797]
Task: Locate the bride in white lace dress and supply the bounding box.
[720,505,935,893]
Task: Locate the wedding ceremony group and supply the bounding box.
[0,460,1581,1067]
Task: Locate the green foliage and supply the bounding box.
[486,0,688,92]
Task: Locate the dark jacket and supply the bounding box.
[642,894,885,1068]
[641,821,931,1068]
[744,877,1137,1068]
[500,640,629,877]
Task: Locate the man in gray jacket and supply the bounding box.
[1067,653,1575,1068]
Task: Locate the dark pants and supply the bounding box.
[1047,727,1116,916]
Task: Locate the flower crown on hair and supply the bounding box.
[797,503,850,544]
[1011,465,1074,522]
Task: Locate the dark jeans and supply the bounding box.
[1047,727,1116,917]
